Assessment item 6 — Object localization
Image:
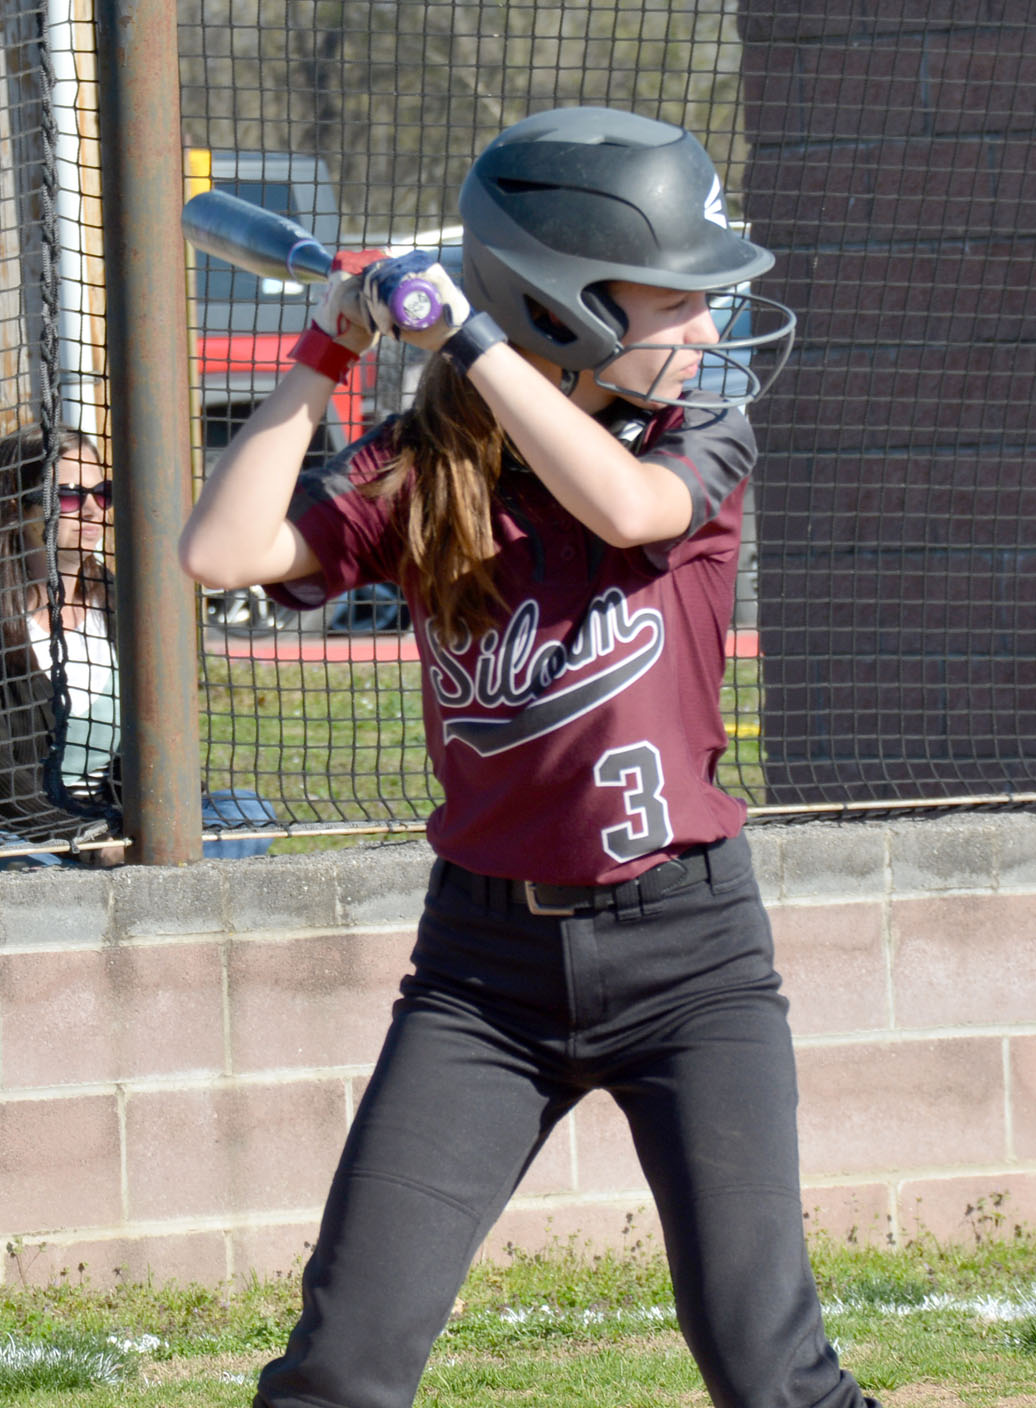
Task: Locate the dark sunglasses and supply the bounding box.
[26,480,114,514]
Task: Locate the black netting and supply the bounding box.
[179,2,1034,835]
[1,2,1032,859]
[178,2,763,844]
[0,5,120,864]
[739,3,1036,816]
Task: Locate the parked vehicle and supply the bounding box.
[187,148,363,473]
[188,149,410,633]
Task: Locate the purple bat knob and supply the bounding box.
[389,277,442,330]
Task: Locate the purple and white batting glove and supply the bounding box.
[361,252,470,347]
[360,251,507,372]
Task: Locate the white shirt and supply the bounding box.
[28,607,120,790]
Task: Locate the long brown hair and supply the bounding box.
[0,423,111,671]
[368,354,508,644]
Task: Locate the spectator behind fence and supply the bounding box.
[0,423,277,866]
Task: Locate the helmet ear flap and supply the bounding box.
[582,283,628,345]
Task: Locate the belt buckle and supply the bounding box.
[523,880,577,917]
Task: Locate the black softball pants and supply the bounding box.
[254,833,875,1408]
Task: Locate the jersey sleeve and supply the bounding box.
[641,403,757,537]
[263,422,404,611]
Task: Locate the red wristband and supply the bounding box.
[289,324,359,383]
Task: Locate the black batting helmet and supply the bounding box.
[458,106,794,407]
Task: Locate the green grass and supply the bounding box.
[198,652,765,854]
[3,1216,1035,1406]
[199,655,437,822]
[718,654,763,800]
[199,653,439,854]
[0,1333,136,1395]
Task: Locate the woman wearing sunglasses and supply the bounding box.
[0,422,276,866]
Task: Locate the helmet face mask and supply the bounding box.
[459,105,796,409]
[594,288,797,411]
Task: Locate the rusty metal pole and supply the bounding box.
[94,0,202,864]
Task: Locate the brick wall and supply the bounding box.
[738,2,1036,801]
[2,812,1034,1288]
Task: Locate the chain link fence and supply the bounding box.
[740,2,1036,815]
[0,0,1032,859]
[180,0,760,843]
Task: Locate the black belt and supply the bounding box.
[441,842,717,919]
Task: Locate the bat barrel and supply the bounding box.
[181,189,332,283]
[283,237,333,283]
[182,189,456,330]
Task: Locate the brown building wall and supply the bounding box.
[738,3,1036,800]
[2,814,1034,1288]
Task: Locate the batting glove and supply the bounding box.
[360,251,508,372]
[290,249,385,383]
[360,252,471,349]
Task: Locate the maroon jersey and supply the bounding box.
[268,402,756,885]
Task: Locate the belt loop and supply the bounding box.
[636,863,667,918]
[486,875,510,913]
[614,878,641,923]
[702,837,721,886]
[469,871,489,908]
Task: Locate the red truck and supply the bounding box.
[187,149,407,632]
[187,149,366,478]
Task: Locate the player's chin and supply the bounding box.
[625,383,686,412]
[632,366,700,410]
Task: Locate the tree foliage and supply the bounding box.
[176,0,747,237]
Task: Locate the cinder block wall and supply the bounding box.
[1,812,1034,1288]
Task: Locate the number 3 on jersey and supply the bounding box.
[593,741,673,862]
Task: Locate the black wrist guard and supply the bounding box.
[442,311,507,375]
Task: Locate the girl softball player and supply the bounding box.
[181,105,872,1408]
